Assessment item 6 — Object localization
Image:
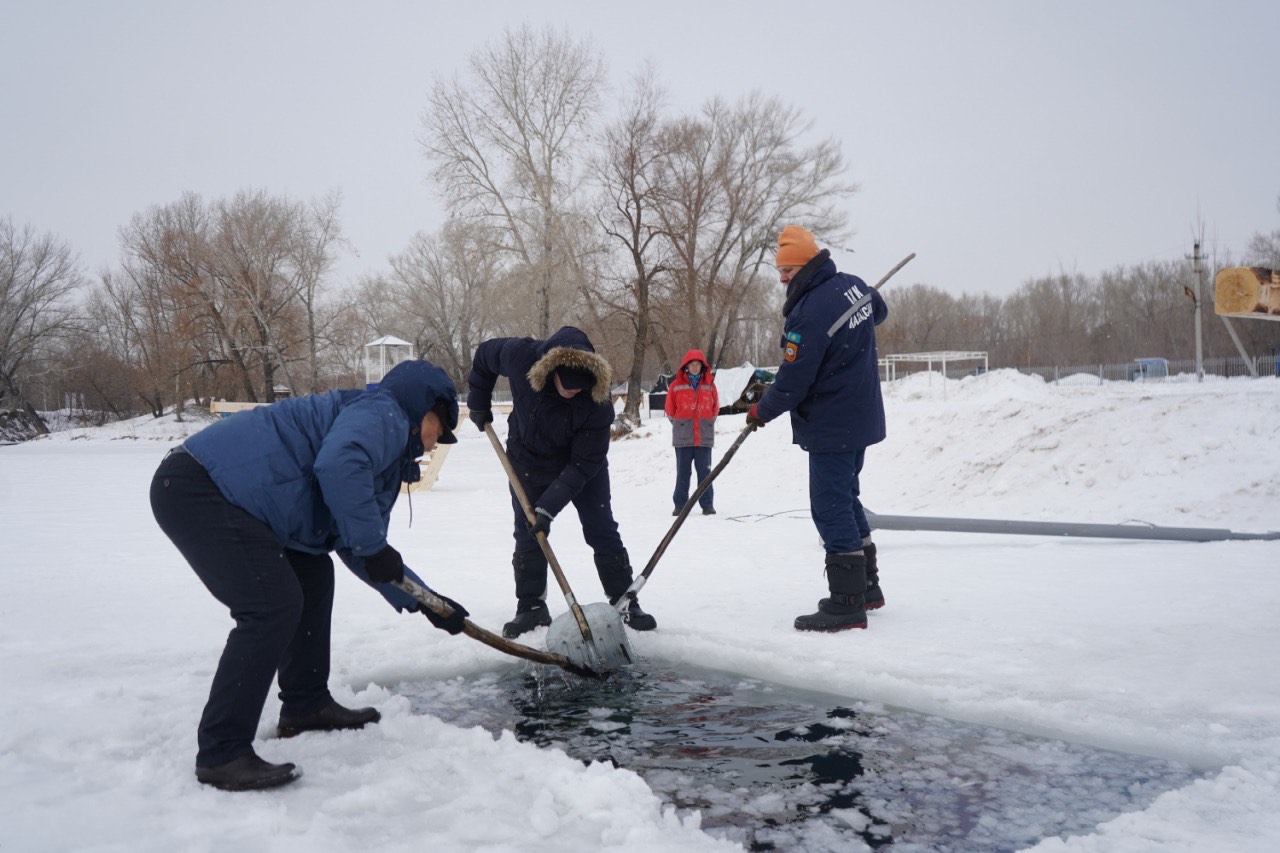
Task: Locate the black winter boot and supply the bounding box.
[278,700,381,737]
[822,542,884,611]
[503,599,552,638]
[596,551,657,631]
[196,751,300,791]
[610,594,657,631]
[503,552,552,638]
[795,552,868,632]
[863,542,884,610]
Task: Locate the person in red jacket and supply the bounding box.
[664,349,720,515]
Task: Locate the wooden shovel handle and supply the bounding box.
[482,423,595,645]
[395,578,601,679]
[618,422,757,608]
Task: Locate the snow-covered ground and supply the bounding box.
[2,370,1278,851]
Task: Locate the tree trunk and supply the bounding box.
[0,372,49,435]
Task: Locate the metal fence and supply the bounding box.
[890,355,1280,384]
[1015,355,1278,385]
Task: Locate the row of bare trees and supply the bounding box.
[85,189,353,419]
[4,24,1280,438]
[6,204,1280,436]
[378,27,854,427]
[880,256,1280,371]
[0,218,84,433]
[2,189,359,433]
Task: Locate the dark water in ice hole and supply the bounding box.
[406,662,1202,852]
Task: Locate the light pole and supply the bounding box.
[1189,241,1205,382]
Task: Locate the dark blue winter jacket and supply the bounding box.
[467,326,614,517]
[183,359,458,611]
[756,251,888,452]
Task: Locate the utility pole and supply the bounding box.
[1187,241,1206,382]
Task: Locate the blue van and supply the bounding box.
[1128,357,1169,381]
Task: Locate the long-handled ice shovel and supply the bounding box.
[482,423,633,673]
[873,251,915,291]
[394,577,602,679]
[614,422,758,611]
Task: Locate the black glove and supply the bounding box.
[364,545,405,584]
[469,408,493,431]
[421,590,469,635]
[746,403,766,429]
[527,507,553,538]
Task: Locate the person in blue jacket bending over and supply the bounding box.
[150,359,469,792]
[748,225,889,633]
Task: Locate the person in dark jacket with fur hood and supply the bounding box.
[150,359,470,792]
[466,326,657,638]
[748,225,889,633]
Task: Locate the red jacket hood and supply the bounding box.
[678,349,710,375]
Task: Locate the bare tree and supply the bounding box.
[289,191,348,392]
[311,293,376,391]
[1001,273,1096,367]
[1246,193,1280,268]
[877,284,961,355]
[591,66,676,427]
[420,24,606,337]
[0,218,85,431]
[652,93,855,368]
[95,262,196,417]
[387,219,516,384]
[119,193,260,401]
[1090,263,1174,365]
[210,190,310,401]
[63,287,150,420]
[347,273,401,346]
[118,190,342,405]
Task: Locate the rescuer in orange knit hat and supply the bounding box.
[774,224,821,268]
[748,224,890,632]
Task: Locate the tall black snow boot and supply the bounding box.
[595,550,657,631]
[822,542,885,611]
[862,542,885,610]
[503,551,553,638]
[795,551,868,632]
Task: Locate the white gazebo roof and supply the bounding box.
[364,335,413,347]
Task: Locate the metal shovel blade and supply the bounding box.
[545,602,634,673]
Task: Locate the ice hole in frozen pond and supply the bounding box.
[406,662,1203,852]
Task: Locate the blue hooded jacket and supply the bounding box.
[183,359,458,610]
[756,251,888,452]
[466,326,614,517]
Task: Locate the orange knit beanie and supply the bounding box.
[775,225,819,267]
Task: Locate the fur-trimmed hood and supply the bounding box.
[526,326,613,404]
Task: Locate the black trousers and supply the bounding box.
[150,450,335,768]
[508,464,625,558]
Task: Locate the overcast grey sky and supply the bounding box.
[3,0,1278,298]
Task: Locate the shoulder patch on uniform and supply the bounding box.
[785,331,802,343]
[783,340,800,362]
